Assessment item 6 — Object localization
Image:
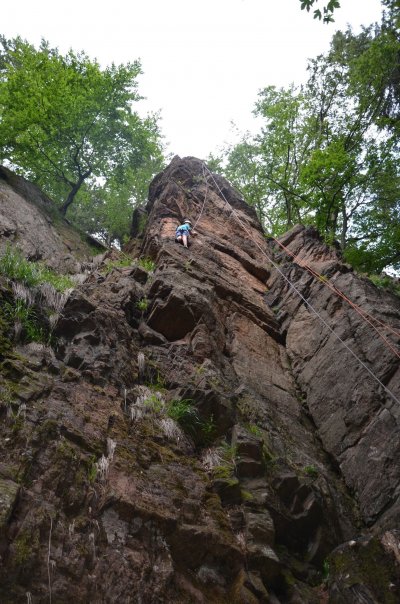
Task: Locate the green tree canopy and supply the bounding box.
[214,5,400,273]
[0,36,164,244]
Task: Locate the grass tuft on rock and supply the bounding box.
[0,245,73,291]
[167,399,201,436]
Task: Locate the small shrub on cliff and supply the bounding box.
[36,266,74,292]
[167,399,200,436]
[200,414,216,445]
[87,456,98,484]
[0,245,39,286]
[129,386,165,422]
[201,441,237,478]
[0,383,21,426]
[241,489,254,501]
[136,297,149,312]
[145,368,166,392]
[0,382,14,405]
[143,392,164,413]
[138,257,155,272]
[246,423,263,437]
[303,465,318,479]
[103,257,132,274]
[213,464,233,479]
[3,299,46,343]
[13,526,40,567]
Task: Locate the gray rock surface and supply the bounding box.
[0,165,104,272]
[266,225,400,530]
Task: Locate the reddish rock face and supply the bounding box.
[0,157,399,602]
[266,225,400,528]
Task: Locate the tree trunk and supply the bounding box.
[329,206,339,241]
[341,204,348,250]
[59,169,91,216]
[284,194,293,228]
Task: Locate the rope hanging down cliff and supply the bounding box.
[270,235,400,360]
[202,162,400,407]
[171,163,209,230]
[191,162,400,359]
[192,163,209,229]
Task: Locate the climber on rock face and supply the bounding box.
[175,219,196,248]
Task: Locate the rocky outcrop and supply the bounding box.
[0,157,399,602]
[266,225,400,530]
[0,165,104,272]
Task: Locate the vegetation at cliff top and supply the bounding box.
[369,273,400,297]
[211,0,400,274]
[0,35,165,247]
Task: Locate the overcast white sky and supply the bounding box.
[2,0,383,158]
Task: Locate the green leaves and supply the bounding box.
[167,399,201,437]
[0,36,164,241]
[299,0,340,23]
[0,244,73,291]
[216,12,400,274]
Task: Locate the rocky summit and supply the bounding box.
[0,156,400,603]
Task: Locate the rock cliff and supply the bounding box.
[0,156,399,603]
[0,166,104,272]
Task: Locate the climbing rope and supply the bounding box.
[171,166,209,230]
[270,235,400,359]
[271,235,400,339]
[192,163,209,229]
[202,162,400,407]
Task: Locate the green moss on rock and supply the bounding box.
[0,478,19,531]
[11,524,40,570]
[329,538,398,604]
